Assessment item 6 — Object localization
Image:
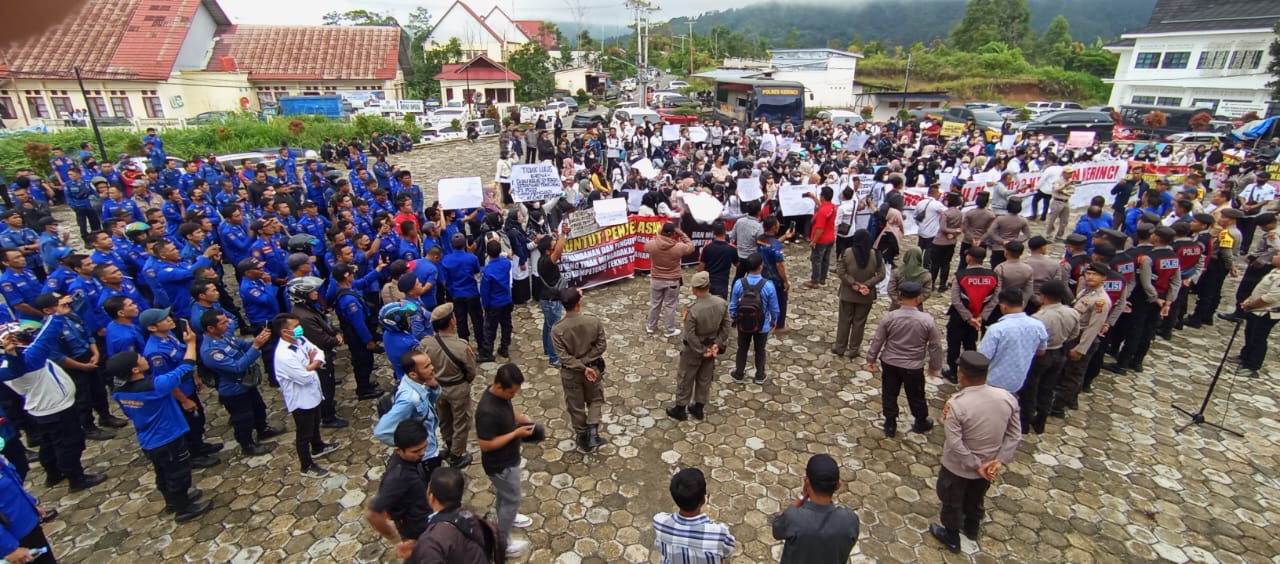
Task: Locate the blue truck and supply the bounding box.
[275,96,347,118]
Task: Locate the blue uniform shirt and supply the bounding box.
[200,334,262,397]
[0,228,37,257]
[145,332,193,396]
[155,257,213,319]
[250,237,289,280]
[98,280,150,312]
[55,313,94,359]
[64,179,94,210]
[190,302,236,337]
[101,198,144,223]
[383,330,418,380]
[0,269,42,320]
[217,222,253,266]
[336,289,375,344]
[112,362,195,451]
[480,256,513,308]
[440,251,481,298]
[240,277,281,325]
[411,260,440,309]
[105,321,146,357]
[0,459,40,555]
[37,232,67,271]
[42,267,76,296]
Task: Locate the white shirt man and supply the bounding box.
[275,333,325,413]
[1036,162,1064,196]
[917,191,947,240]
[1240,180,1276,218]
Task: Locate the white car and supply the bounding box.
[817,110,864,126]
[420,126,465,143]
[620,78,637,92]
[668,80,690,89]
[611,108,661,131]
[429,108,468,128]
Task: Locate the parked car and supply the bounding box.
[1019,110,1115,141]
[658,95,696,108]
[964,102,1000,110]
[466,118,499,135]
[668,80,690,89]
[620,78,637,92]
[942,107,1008,140]
[561,97,579,113]
[123,155,186,172]
[816,110,864,126]
[420,126,464,143]
[572,110,609,129]
[429,108,468,128]
[187,111,235,126]
[1162,132,1229,144]
[907,108,943,121]
[611,108,661,130]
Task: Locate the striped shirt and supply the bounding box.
[653,512,736,564]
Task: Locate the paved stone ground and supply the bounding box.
[29,139,1280,563]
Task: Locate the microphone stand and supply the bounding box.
[1172,317,1244,437]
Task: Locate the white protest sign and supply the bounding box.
[736,177,763,202]
[509,163,564,203]
[1066,130,1096,149]
[780,137,794,152]
[567,209,601,237]
[684,192,724,224]
[778,184,816,216]
[1000,134,1017,150]
[593,197,628,227]
[437,177,483,210]
[632,158,660,180]
[624,189,645,212]
[662,124,681,142]
[689,126,708,143]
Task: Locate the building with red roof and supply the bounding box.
[433,55,521,107]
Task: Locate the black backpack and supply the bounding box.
[431,510,507,564]
[736,278,767,334]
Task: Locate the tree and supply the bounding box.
[410,38,463,100]
[507,43,555,102]
[1036,15,1072,64]
[1143,110,1167,129]
[950,0,1035,52]
[321,9,397,26]
[1268,22,1280,101]
[404,7,434,39]
[1190,111,1213,132]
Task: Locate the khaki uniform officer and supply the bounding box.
[666,271,732,422]
[552,287,609,453]
[418,302,479,469]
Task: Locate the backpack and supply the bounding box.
[432,510,507,564]
[736,278,767,334]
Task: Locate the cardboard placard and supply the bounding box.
[940,121,966,138]
[662,124,682,141]
[736,177,763,202]
[593,197,628,227]
[1066,130,1096,149]
[509,163,564,203]
[689,126,708,143]
[683,192,724,225]
[778,184,816,216]
[437,177,483,210]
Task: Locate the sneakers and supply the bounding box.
[549,359,561,368]
[313,442,341,458]
[258,426,287,440]
[730,371,745,383]
[928,523,961,553]
[505,538,531,557]
[753,373,767,385]
[447,452,473,469]
[664,328,681,338]
[321,417,350,429]
[645,326,655,335]
[512,513,533,528]
[68,473,108,492]
[300,464,329,478]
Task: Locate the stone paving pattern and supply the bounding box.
[29,139,1280,563]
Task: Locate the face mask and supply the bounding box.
[292,326,305,339]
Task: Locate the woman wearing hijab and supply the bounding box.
[505,208,532,304]
[887,247,933,311]
[875,206,904,265]
[525,208,551,300]
[832,229,885,358]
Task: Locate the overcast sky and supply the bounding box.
[217,0,749,26]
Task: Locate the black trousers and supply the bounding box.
[930,244,956,288]
[1019,348,1065,426]
[1241,312,1279,370]
[33,407,86,481]
[71,207,101,240]
[2,433,30,481]
[1116,298,1158,368]
[1029,192,1051,220]
[219,390,269,448]
[937,466,990,535]
[918,236,934,271]
[1192,260,1228,323]
[946,311,979,374]
[1055,342,1098,411]
[16,524,57,564]
[482,304,514,355]
[180,392,207,454]
[215,278,249,329]
[881,362,928,423]
[1234,263,1273,312]
[66,353,109,430]
[989,249,1006,269]
[144,437,194,509]
[317,353,338,420]
[290,407,324,470]
[732,330,768,379]
[1237,217,1256,255]
[452,296,485,343]
[1163,279,1192,331]
[247,324,278,386]
[0,385,34,443]
[350,344,377,394]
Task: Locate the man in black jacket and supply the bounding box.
[286,277,347,428]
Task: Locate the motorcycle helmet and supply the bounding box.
[285,276,324,305]
[378,302,418,334]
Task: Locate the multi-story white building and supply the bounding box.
[1105,0,1280,117]
[695,48,862,109]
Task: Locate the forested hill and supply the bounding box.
[671,0,1155,49]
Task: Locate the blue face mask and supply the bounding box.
[292,326,305,340]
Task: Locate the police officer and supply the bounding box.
[1059,233,1091,293]
[1050,263,1113,425]
[149,240,219,319]
[198,309,281,457]
[107,335,214,523]
[943,248,998,383]
[552,288,609,453]
[333,263,387,400]
[665,271,731,422]
[141,308,220,468]
[1224,212,1278,321]
[866,282,942,438]
[0,249,44,321]
[1020,281,1078,433]
[1187,208,1244,328]
[419,303,477,469]
[1235,251,1280,378]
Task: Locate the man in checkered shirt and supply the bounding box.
[652,468,736,563]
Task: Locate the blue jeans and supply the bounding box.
[540,299,562,363]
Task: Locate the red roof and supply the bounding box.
[0,0,227,80]
[206,25,404,81]
[514,20,557,50]
[434,56,521,82]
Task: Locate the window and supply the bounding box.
[86,97,108,117]
[143,96,164,118]
[257,91,275,106]
[50,96,73,117]
[1161,52,1190,69]
[1131,95,1156,105]
[1229,50,1263,69]
[0,97,14,119]
[1198,50,1230,69]
[26,97,49,118]
[1135,52,1160,68]
[1192,99,1219,111]
[1156,96,1183,107]
[110,97,132,118]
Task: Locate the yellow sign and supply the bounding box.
[760,88,800,96]
[940,121,966,138]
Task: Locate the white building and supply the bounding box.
[1105,0,1280,117]
[696,48,861,109]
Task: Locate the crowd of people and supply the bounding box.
[0,110,1277,563]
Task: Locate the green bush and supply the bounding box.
[0,114,420,179]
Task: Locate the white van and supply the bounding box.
[816,110,864,126]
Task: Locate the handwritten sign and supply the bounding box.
[662,124,681,141]
[567,209,601,237]
[437,177,483,210]
[778,184,816,217]
[1066,130,1097,149]
[593,197,628,227]
[940,121,965,138]
[736,177,763,202]
[1000,134,1017,150]
[689,126,708,143]
[683,192,724,225]
[509,163,564,203]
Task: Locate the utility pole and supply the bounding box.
[901,52,912,114]
[73,67,107,160]
[687,20,694,76]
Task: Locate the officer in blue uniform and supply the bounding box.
[394,171,425,215]
[95,263,150,312]
[106,342,214,522]
[140,308,220,468]
[0,249,45,321]
[217,205,254,273]
[88,230,130,274]
[35,217,68,273]
[440,233,485,342]
[332,263,386,399]
[41,248,77,296]
[63,168,99,242]
[249,218,289,308]
[398,273,434,340]
[1,210,44,280]
[379,302,419,381]
[151,240,217,320]
[161,189,186,239]
[38,291,121,441]
[102,296,146,358]
[295,203,331,253]
[198,309,281,457]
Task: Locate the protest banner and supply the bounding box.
[736,177,763,202]
[684,192,724,224]
[1066,130,1097,149]
[593,197,628,227]
[437,177,483,210]
[631,215,663,272]
[778,184,816,216]
[679,214,737,266]
[560,219,643,289]
[689,126,708,143]
[662,125,681,141]
[632,158,660,180]
[509,163,564,203]
[940,121,965,138]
